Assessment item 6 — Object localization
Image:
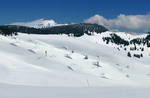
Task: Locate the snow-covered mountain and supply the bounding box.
[1,31,150,97]
[10,18,57,28]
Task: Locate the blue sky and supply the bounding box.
[0,0,150,33]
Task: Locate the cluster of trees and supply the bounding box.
[102,33,129,46]
[127,52,143,58]
[130,38,143,45]
[130,33,150,47]
[0,25,18,36]
[44,23,108,36]
[102,33,150,51]
[0,23,108,37]
[133,54,143,58]
[103,33,150,44]
[102,33,150,58]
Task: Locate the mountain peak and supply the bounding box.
[10,19,57,28]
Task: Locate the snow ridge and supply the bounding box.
[10,18,57,28]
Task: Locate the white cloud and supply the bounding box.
[109,29,120,32]
[84,14,150,31]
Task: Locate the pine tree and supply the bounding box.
[85,55,88,59]
[71,50,74,53]
[141,48,144,51]
[141,53,143,57]
[127,52,131,57]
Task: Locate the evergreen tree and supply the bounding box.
[133,54,140,58]
[141,48,144,51]
[124,48,127,51]
[141,53,143,57]
[127,52,131,57]
[85,55,88,59]
[71,50,74,53]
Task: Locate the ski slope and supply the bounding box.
[0,32,150,97]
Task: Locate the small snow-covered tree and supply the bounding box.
[85,55,88,59]
[72,50,74,53]
[97,61,100,67]
[97,61,99,65]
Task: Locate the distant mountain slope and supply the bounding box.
[0,23,108,37]
[42,23,109,37]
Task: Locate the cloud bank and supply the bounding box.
[84,14,150,31]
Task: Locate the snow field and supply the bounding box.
[0,85,150,98]
[0,32,150,87]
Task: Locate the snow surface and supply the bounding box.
[1,84,150,98]
[0,32,150,97]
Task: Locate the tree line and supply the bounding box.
[0,23,108,37]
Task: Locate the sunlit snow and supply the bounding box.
[0,32,150,97]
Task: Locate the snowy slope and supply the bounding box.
[1,31,150,97]
[1,85,150,98]
[0,32,150,87]
[10,19,57,28]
